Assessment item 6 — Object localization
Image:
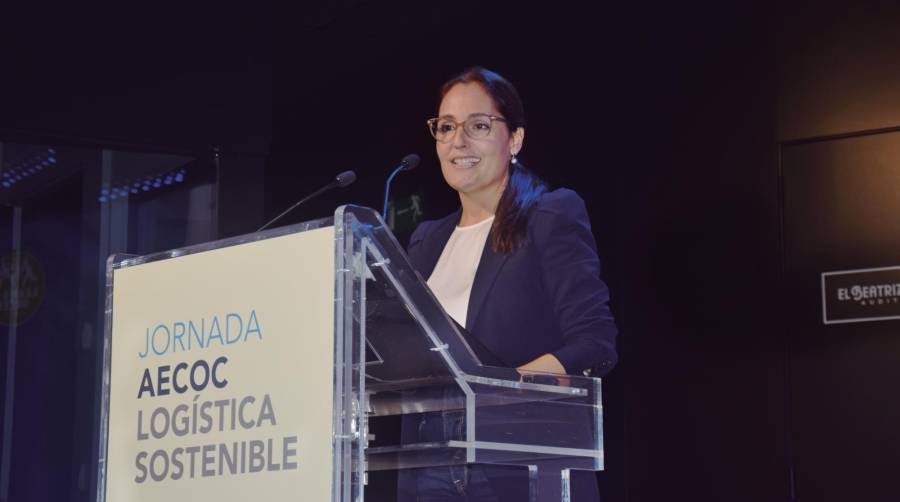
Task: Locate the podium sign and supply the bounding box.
[99,227,338,501]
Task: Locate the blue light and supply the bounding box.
[2,182,9,188]
[48,157,56,164]
[48,148,56,154]
[92,167,189,200]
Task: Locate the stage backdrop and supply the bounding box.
[103,227,335,501]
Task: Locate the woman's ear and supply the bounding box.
[510,127,525,156]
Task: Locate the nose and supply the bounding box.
[450,125,469,149]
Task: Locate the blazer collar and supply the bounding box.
[416,208,460,279]
[464,232,509,331]
[416,208,510,332]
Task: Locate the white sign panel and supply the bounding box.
[105,227,335,501]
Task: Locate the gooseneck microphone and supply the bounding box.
[382,153,421,219]
[257,170,357,232]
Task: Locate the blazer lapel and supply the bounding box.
[465,231,509,332]
[415,209,460,279]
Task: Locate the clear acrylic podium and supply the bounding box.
[97,205,603,502]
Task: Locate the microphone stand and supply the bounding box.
[257,183,336,232]
[256,170,355,232]
[382,154,420,221]
[382,165,405,221]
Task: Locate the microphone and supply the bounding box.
[382,153,420,219]
[334,170,357,188]
[257,170,357,232]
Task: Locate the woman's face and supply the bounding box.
[436,83,523,199]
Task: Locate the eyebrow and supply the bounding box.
[438,112,494,119]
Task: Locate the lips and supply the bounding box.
[450,156,481,167]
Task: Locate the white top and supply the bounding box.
[427,215,495,327]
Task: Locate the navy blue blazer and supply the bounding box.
[407,188,618,376]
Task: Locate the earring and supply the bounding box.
[511,154,519,166]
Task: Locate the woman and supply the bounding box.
[400,67,618,501]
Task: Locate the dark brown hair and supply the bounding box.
[439,67,548,253]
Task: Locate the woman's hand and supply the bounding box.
[516,353,565,375]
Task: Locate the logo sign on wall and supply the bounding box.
[822,266,900,324]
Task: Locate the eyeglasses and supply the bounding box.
[426,114,507,143]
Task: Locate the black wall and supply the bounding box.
[781,131,900,501]
[0,3,272,155]
[777,2,900,500]
[777,1,900,140]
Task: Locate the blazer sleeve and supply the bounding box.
[530,189,618,376]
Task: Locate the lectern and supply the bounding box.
[97,206,604,502]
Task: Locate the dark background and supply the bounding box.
[2,0,900,500]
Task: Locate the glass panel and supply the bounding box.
[339,206,604,502]
[0,139,253,502]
